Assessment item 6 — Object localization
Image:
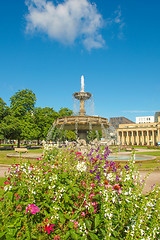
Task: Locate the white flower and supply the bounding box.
[77,162,87,172]
[4,186,8,191]
[107,173,114,181]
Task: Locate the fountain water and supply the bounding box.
[50,76,109,142]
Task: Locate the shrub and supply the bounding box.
[0,144,160,239]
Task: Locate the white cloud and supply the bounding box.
[109,6,125,40]
[25,0,105,50]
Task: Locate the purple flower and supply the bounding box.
[124,164,129,171]
[96,147,100,152]
[115,175,119,181]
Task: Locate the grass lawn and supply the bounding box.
[0,148,160,170]
[0,149,43,165]
[136,151,160,156]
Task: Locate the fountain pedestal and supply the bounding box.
[78,130,88,142]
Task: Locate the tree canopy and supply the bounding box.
[58,107,73,117]
[34,107,59,142]
[10,89,36,117]
[0,90,74,146]
[0,98,10,122]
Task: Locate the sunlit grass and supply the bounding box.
[136,151,160,156]
[0,148,160,170]
[0,149,42,165]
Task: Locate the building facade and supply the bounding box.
[117,116,160,146]
[155,111,160,122]
[109,117,135,129]
[136,116,154,124]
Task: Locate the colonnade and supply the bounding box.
[117,129,159,146]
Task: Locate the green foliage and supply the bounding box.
[0,145,159,239]
[10,89,36,117]
[0,114,22,140]
[65,130,76,141]
[58,108,73,117]
[0,113,40,144]
[0,90,74,144]
[87,130,102,141]
[0,98,10,123]
[34,107,59,140]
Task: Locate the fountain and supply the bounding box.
[53,75,109,142]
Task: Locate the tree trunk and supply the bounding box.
[37,138,40,145]
[17,139,20,148]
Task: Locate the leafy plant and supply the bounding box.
[0,144,159,239]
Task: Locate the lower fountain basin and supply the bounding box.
[108,154,156,162]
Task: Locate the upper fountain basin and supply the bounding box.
[73,92,92,100]
[54,115,108,131]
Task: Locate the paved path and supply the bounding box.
[0,166,9,177]
[139,171,160,194]
[135,148,160,152]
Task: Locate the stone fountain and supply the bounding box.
[53,76,109,142]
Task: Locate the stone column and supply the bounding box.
[158,124,160,144]
[131,131,134,145]
[117,131,121,145]
[126,131,130,145]
[152,130,155,146]
[136,131,139,145]
[79,99,85,116]
[147,130,150,145]
[142,131,145,146]
[122,131,125,145]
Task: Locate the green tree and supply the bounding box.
[0,98,10,123]
[0,115,22,144]
[0,89,37,147]
[34,107,59,143]
[65,130,76,141]
[58,107,73,117]
[10,89,36,117]
[0,98,10,143]
[0,113,40,147]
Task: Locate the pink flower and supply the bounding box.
[16,204,22,211]
[25,204,40,215]
[4,181,10,185]
[89,192,96,200]
[43,218,55,234]
[105,184,113,190]
[54,235,61,240]
[15,193,21,201]
[91,202,98,206]
[0,197,4,201]
[90,183,95,188]
[81,212,85,217]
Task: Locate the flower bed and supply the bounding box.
[0,144,160,239]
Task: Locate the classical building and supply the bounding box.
[117,116,160,146]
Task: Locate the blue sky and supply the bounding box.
[0,0,160,122]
